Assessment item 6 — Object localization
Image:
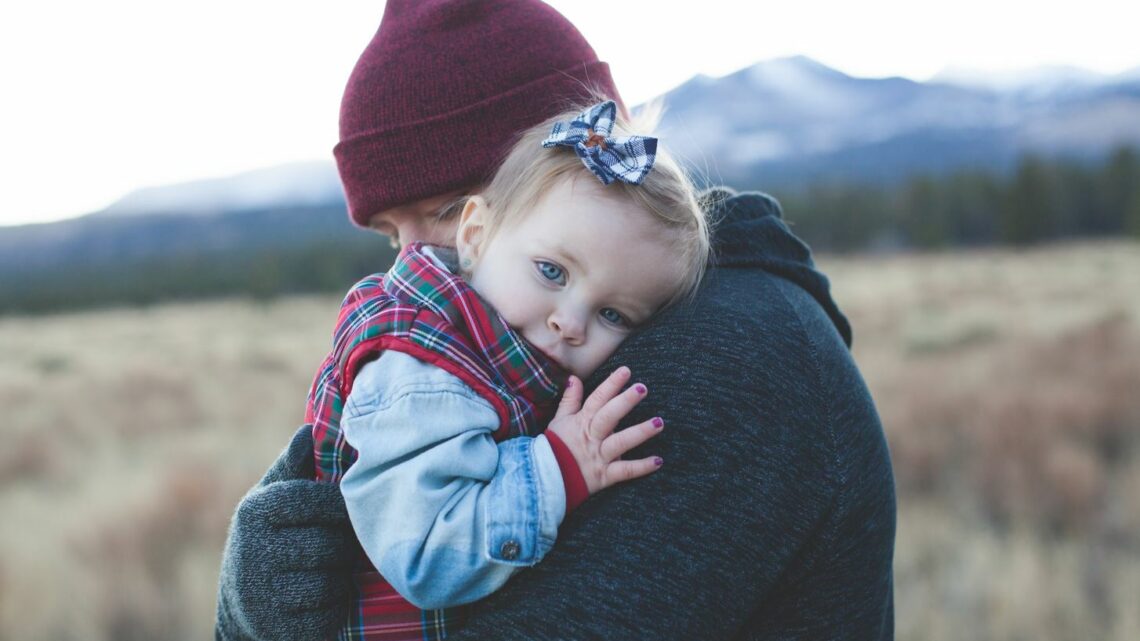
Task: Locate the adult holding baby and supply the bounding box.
[216,1,895,639]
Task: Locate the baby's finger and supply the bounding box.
[553,376,584,420]
[600,417,664,462]
[591,382,649,439]
[581,366,632,415]
[605,456,664,487]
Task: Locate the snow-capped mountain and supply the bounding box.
[930,64,1109,95]
[656,56,1140,188]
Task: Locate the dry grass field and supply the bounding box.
[1,241,1137,641]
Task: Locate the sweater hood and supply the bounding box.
[704,188,852,347]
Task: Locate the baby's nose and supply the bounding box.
[549,311,586,345]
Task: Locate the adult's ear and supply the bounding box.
[456,196,490,270]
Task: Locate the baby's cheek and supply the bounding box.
[606,335,629,358]
[590,336,628,373]
[487,292,530,329]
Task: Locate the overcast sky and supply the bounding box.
[1,0,1137,226]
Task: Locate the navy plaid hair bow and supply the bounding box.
[541,100,658,185]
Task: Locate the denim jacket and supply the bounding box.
[339,349,567,610]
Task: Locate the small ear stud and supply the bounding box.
[461,257,473,269]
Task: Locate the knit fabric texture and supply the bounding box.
[215,425,355,641]
[215,189,897,641]
[334,0,623,226]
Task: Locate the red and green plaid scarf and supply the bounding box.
[304,242,564,641]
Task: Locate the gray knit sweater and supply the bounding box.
[215,188,896,640]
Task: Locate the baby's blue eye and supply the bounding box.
[536,261,566,285]
[599,308,627,327]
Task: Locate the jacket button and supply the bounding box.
[500,540,521,561]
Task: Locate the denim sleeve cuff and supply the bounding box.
[486,437,560,566]
[543,430,590,513]
[532,435,567,546]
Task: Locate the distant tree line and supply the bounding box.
[1,148,1137,316]
[768,146,1140,252]
[0,239,398,316]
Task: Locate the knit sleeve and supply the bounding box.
[445,271,894,640]
[339,350,568,610]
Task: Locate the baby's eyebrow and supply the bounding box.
[550,242,586,276]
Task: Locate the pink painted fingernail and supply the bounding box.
[654,457,664,467]
[652,417,664,429]
[566,377,574,387]
[634,383,647,395]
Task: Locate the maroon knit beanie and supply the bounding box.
[334,0,624,227]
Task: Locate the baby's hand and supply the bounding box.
[546,366,664,495]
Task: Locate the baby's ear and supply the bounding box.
[456,196,490,265]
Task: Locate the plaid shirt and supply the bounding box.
[305,243,564,641]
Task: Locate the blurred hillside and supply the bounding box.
[2,57,1139,314]
[0,205,399,313]
[2,241,1136,641]
[660,56,1140,188]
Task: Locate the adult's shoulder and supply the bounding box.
[606,262,881,487]
[697,184,854,346]
[620,263,845,390]
[606,268,844,460]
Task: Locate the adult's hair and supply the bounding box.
[334,0,624,227]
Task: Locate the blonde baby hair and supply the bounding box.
[473,102,710,308]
